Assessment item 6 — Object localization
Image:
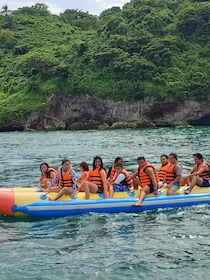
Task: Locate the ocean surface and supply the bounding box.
[0,127,210,279]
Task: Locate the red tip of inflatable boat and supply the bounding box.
[0,188,15,216]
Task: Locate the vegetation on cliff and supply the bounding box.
[0,0,210,124]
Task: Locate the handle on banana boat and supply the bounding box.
[40,191,49,200]
[39,190,79,200]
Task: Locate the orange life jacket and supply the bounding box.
[139,162,157,187]
[165,163,182,184]
[82,170,89,180]
[157,163,170,182]
[58,167,73,189]
[197,162,210,180]
[40,167,56,183]
[120,169,133,188]
[89,167,103,186]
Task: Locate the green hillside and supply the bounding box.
[0,1,210,124]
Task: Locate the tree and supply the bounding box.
[60,9,98,30]
[17,51,60,77]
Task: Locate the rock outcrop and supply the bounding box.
[0,93,209,131]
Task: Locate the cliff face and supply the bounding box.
[0,94,209,131]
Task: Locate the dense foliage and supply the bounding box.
[0,1,210,124]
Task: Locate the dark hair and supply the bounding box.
[40,162,49,171]
[114,157,123,164]
[137,156,145,162]
[169,153,178,160]
[114,162,123,168]
[62,159,70,165]
[160,154,168,159]
[79,161,89,171]
[93,156,105,170]
[193,153,203,161]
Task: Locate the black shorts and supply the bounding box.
[200,179,210,187]
[97,185,103,193]
[148,184,154,193]
[142,184,154,193]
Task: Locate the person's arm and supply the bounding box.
[114,173,126,185]
[70,170,77,193]
[188,163,207,177]
[76,175,82,183]
[185,165,197,177]
[146,167,158,195]
[130,169,138,179]
[47,172,58,191]
[78,171,90,191]
[169,165,182,185]
[100,169,109,198]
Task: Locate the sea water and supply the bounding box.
[0,127,209,279]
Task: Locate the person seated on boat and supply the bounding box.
[133,157,158,206]
[78,156,108,199]
[107,157,123,182]
[109,163,133,198]
[165,153,183,195]
[47,159,77,201]
[76,161,89,191]
[38,163,56,189]
[130,157,142,190]
[184,153,210,194]
[157,155,170,188]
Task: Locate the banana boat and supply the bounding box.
[0,186,210,218]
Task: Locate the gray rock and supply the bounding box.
[98,123,110,130]
[0,93,209,131]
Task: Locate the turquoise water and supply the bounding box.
[0,127,210,279]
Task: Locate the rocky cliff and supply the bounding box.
[0,94,209,131]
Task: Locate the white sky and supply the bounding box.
[1,0,130,15]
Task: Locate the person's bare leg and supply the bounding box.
[133,186,149,206]
[109,185,114,198]
[188,176,203,193]
[49,187,73,201]
[48,186,60,193]
[84,182,98,199]
[188,176,198,193]
[49,189,64,201]
[167,187,177,195]
[133,178,140,190]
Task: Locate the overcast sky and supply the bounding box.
[2,0,130,15]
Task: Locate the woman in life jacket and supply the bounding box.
[39,163,56,189]
[78,156,108,199]
[47,159,77,201]
[76,161,89,191]
[107,157,123,182]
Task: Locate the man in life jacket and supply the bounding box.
[133,157,158,206]
[157,155,170,188]
[47,159,77,200]
[165,153,183,195]
[130,157,143,190]
[39,162,56,188]
[184,153,210,194]
[109,162,133,198]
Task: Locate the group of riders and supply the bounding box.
[38,153,210,206]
